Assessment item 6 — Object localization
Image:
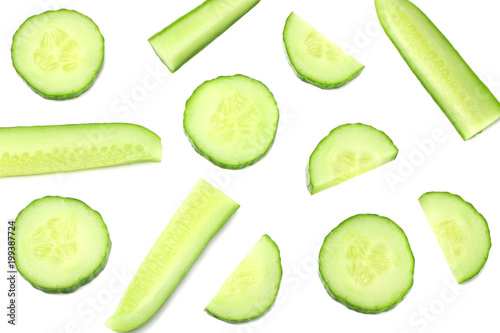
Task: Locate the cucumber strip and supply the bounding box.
[419,192,491,284]
[14,196,110,293]
[319,214,414,313]
[106,179,239,332]
[307,123,398,194]
[0,123,161,177]
[12,9,104,100]
[283,12,364,89]
[184,74,279,169]
[149,0,260,73]
[376,0,500,140]
[205,234,282,323]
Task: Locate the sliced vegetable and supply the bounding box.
[307,123,398,194]
[149,0,260,73]
[319,214,414,313]
[0,123,161,177]
[376,0,500,140]
[283,12,364,89]
[106,179,239,332]
[14,196,110,293]
[419,191,491,283]
[205,234,282,323]
[184,74,279,169]
[12,9,104,99]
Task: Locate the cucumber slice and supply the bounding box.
[0,123,161,177]
[418,192,491,284]
[319,214,414,313]
[184,74,279,169]
[205,234,282,323]
[149,0,260,73]
[106,179,239,332]
[14,196,110,293]
[283,12,364,89]
[307,123,398,195]
[376,0,500,140]
[12,9,104,100]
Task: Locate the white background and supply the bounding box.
[1,0,499,332]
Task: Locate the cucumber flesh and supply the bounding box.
[418,192,491,283]
[319,214,414,313]
[12,9,104,100]
[14,196,110,293]
[184,74,279,169]
[0,123,161,177]
[205,234,282,323]
[149,0,260,73]
[106,179,239,332]
[376,0,500,140]
[307,123,398,194]
[283,12,364,89]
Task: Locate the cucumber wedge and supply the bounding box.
[376,0,500,140]
[106,179,239,332]
[283,12,364,89]
[319,214,414,313]
[307,123,398,194]
[205,234,282,323]
[0,123,161,177]
[184,74,279,169]
[149,0,260,73]
[15,196,110,293]
[419,192,491,283]
[12,9,104,100]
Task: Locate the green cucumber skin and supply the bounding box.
[375,0,500,140]
[306,123,399,194]
[184,74,279,170]
[319,214,415,314]
[286,61,364,90]
[149,0,260,73]
[283,13,364,89]
[0,123,161,177]
[14,196,111,294]
[11,9,104,100]
[419,192,491,284]
[204,235,283,323]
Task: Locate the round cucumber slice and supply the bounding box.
[12,9,104,100]
[419,192,491,284]
[184,74,279,169]
[307,123,398,195]
[14,196,110,293]
[319,214,414,313]
[283,12,364,89]
[205,234,282,323]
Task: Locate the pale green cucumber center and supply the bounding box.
[303,31,346,60]
[330,151,378,184]
[209,94,260,141]
[31,216,79,264]
[33,28,82,73]
[433,219,466,268]
[0,144,150,175]
[345,236,395,288]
